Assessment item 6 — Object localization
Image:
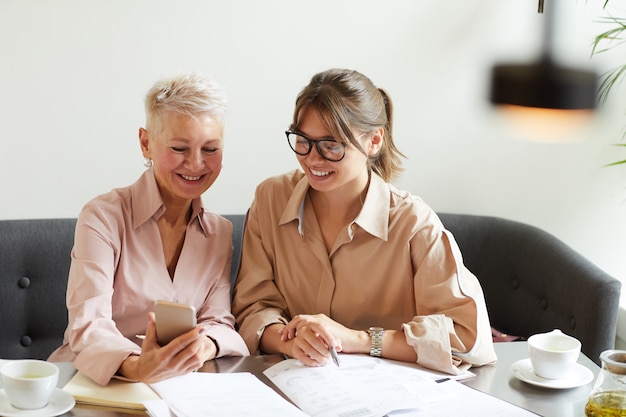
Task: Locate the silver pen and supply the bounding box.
[329,346,340,367]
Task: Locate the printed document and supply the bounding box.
[264,354,537,417]
[264,354,444,417]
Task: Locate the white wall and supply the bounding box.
[2,0,625,330]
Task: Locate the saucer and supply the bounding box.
[510,358,594,389]
[0,388,75,417]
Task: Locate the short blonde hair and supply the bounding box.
[144,72,227,134]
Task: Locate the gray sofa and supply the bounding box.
[0,214,620,365]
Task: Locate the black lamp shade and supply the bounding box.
[490,59,598,110]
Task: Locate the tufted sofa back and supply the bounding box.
[439,213,621,364]
[0,219,75,360]
[0,213,621,365]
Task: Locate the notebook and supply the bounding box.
[62,371,160,410]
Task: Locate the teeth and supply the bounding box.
[181,174,202,181]
[310,169,331,177]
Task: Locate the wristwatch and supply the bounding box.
[368,327,384,357]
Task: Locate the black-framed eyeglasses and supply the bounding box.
[285,131,346,162]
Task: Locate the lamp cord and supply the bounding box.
[538,0,556,61]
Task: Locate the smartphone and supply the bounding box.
[154,300,197,346]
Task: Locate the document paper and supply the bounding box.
[264,355,441,417]
[264,354,538,417]
[150,371,308,417]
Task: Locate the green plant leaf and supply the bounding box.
[598,66,626,104]
[591,16,626,104]
[606,144,626,167]
[594,1,626,168]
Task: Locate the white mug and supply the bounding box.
[527,329,581,379]
[0,360,59,409]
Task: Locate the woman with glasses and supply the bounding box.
[232,68,496,374]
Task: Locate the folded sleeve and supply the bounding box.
[404,227,497,374]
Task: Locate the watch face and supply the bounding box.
[369,327,384,332]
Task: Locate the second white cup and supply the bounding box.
[527,329,581,379]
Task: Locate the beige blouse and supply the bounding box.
[232,170,496,375]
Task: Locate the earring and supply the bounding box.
[143,158,153,168]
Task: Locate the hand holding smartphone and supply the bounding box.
[154,300,197,346]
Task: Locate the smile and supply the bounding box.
[180,174,203,181]
[310,168,332,177]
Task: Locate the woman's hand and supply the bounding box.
[118,313,217,383]
[277,314,368,366]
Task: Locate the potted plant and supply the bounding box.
[591,2,626,167]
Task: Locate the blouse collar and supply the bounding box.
[279,170,389,241]
[130,168,207,235]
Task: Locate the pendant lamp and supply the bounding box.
[489,0,598,141]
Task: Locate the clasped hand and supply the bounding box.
[279,313,353,366]
[119,312,217,383]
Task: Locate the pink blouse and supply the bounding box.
[48,169,249,385]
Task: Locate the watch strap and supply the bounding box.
[368,327,384,357]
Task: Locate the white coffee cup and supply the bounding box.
[527,329,581,379]
[0,360,59,409]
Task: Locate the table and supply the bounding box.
[56,342,600,417]
[466,342,600,417]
